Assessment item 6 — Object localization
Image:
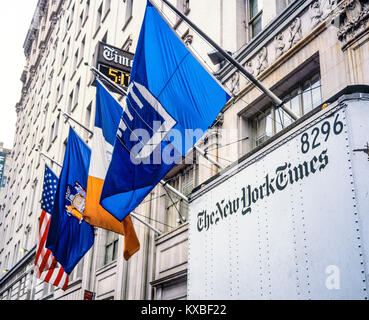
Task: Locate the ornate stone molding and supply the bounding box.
[229,72,240,95]
[222,0,342,91]
[288,17,303,48]
[333,0,369,42]
[182,29,193,46]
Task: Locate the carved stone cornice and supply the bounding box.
[333,0,369,43]
[217,0,343,84]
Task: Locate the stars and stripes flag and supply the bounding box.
[34,165,69,291]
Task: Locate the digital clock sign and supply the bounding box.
[98,64,130,87]
[93,42,134,93]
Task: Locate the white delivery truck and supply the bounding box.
[188,86,369,300]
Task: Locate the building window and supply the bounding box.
[83,0,90,26]
[24,225,32,251]
[248,0,263,39]
[77,10,83,37]
[252,109,273,147]
[103,0,111,20]
[177,0,190,15]
[68,90,74,114]
[101,31,108,43]
[275,73,322,133]
[249,73,322,148]
[73,49,79,72]
[104,231,119,265]
[123,0,133,30]
[69,4,75,30]
[80,36,86,65]
[95,3,103,34]
[166,165,196,230]
[84,102,92,140]
[50,115,60,145]
[73,78,81,112]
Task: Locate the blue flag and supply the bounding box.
[100,0,230,221]
[46,127,94,274]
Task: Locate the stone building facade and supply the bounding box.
[0,0,368,300]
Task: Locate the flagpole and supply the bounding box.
[85,63,127,95]
[85,63,225,174]
[156,0,298,121]
[161,183,187,223]
[58,109,94,136]
[38,149,164,235]
[131,212,162,235]
[37,150,62,168]
[194,145,224,170]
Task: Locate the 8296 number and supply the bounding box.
[301,113,344,154]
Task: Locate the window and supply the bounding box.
[177,0,190,15]
[26,160,33,184]
[65,38,70,64]
[73,49,79,71]
[275,73,322,133]
[56,75,65,104]
[73,79,81,112]
[50,115,60,145]
[248,0,263,39]
[101,31,108,43]
[70,258,84,282]
[103,0,111,20]
[12,241,20,266]
[95,3,103,34]
[80,36,86,64]
[43,104,49,132]
[248,73,322,148]
[166,165,196,230]
[77,10,83,37]
[68,90,74,114]
[174,0,190,27]
[123,0,133,29]
[24,225,32,251]
[84,102,92,140]
[252,109,273,147]
[122,35,133,51]
[84,0,90,25]
[47,70,54,97]
[104,231,119,265]
[30,179,38,216]
[69,4,75,29]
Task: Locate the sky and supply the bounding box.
[0,0,38,150]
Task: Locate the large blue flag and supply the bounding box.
[46,127,94,274]
[100,0,230,221]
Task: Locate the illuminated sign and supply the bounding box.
[94,42,134,93]
[98,63,130,88]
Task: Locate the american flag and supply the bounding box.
[34,165,69,291]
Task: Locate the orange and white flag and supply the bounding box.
[84,79,139,260]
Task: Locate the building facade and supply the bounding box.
[0,0,368,300]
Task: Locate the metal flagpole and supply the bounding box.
[131,212,162,235]
[85,63,224,181]
[37,150,62,168]
[58,109,94,136]
[85,63,127,95]
[37,150,164,234]
[194,145,225,170]
[161,183,187,223]
[156,0,298,121]
[160,181,189,202]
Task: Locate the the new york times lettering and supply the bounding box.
[197,149,329,232]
